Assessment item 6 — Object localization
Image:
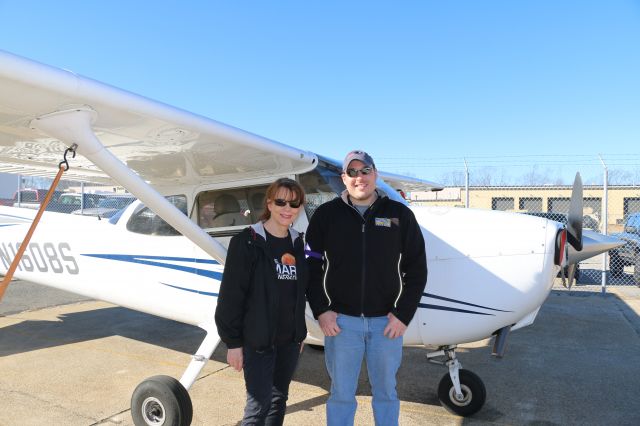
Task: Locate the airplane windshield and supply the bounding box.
[298,161,343,218]
[298,160,407,219]
[126,195,188,236]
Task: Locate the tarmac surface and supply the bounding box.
[1,279,639,426]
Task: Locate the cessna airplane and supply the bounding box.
[0,49,622,425]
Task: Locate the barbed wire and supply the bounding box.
[374,154,640,186]
[376,154,640,169]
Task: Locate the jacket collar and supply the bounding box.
[340,189,386,209]
[250,221,300,246]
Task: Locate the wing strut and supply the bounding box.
[0,145,76,301]
[30,107,228,265]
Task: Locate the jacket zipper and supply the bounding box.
[360,221,366,315]
[346,197,376,316]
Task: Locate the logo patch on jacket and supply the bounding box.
[375,217,391,227]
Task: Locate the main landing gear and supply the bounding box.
[130,331,221,426]
[131,376,192,426]
[427,345,486,417]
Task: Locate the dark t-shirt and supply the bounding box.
[266,230,298,345]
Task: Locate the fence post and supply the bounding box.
[80,182,85,213]
[599,155,608,295]
[16,174,21,207]
[464,159,469,208]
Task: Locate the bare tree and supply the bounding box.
[608,169,633,185]
[519,165,557,186]
[472,167,500,186]
[438,170,465,186]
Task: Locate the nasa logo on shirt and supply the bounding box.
[274,253,297,280]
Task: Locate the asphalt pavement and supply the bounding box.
[1,279,639,426]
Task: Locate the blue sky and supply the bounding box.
[1,1,639,185]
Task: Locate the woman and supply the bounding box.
[215,178,308,425]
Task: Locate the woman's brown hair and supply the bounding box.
[259,178,306,222]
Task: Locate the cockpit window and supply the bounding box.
[195,186,269,231]
[126,195,187,236]
[298,161,343,218]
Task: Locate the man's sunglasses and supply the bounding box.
[273,199,302,208]
[345,166,374,178]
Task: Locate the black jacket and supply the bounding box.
[215,222,308,350]
[306,191,427,326]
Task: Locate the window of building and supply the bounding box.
[584,197,601,217]
[624,197,640,220]
[547,197,569,213]
[492,197,514,211]
[519,197,542,212]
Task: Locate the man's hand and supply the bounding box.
[383,313,407,339]
[318,310,341,336]
[227,347,243,371]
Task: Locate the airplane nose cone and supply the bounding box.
[567,230,624,264]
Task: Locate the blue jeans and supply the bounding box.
[242,342,301,426]
[325,314,403,426]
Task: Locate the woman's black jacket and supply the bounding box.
[215,222,308,350]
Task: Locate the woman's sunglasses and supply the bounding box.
[273,199,302,208]
[345,166,374,177]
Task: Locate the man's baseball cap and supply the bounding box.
[342,150,376,172]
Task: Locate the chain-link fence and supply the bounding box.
[411,183,640,291]
[0,175,132,218]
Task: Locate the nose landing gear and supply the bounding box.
[427,345,486,417]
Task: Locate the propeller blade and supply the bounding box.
[566,173,583,251]
[564,263,578,290]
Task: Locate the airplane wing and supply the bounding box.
[0,49,317,186]
[376,170,443,192]
[0,49,322,265]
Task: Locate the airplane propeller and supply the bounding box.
[562,173,583,289]
[566,173,583,252]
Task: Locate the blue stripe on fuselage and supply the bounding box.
[79,254,510,315]
[81,254,222,280]
[418,303,494,316]
[418,292,512,316]
[423,292,512,313]
[161,282,219,297]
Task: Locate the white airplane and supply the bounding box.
[0,50,622,425]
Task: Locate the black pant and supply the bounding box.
[241,342,301,426]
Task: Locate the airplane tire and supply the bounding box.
[131,375,193,426]
[437,369,486,417]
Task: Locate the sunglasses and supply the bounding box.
[273,198,302,208]
[345,166,374,178]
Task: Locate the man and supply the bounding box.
[306,150,428,426]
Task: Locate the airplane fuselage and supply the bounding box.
[0,168,562,348]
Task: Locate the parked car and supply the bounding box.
[524,211,598,231]
[609,212,640,283]
[72,194,135,218]
[9,188,64,209]
[45,193,106,214]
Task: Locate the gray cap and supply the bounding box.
[342,150,376,172]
